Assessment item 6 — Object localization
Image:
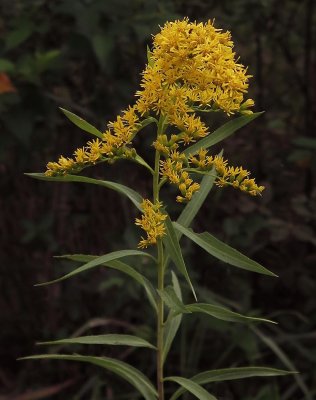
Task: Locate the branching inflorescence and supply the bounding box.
[45,18,264,248]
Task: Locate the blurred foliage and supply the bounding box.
[0,0,316,399]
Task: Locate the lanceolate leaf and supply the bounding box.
[170,367,295,400]
[183,113,263,156]
[35,250,155,286]
[59,255,157,312]
[60,108,104,139]
[163,216,197,300]
[26,173,143,210]
[165,376,217,400]
[160,286,274,324]
[20,354,157,400]
[173,223,276,277]
[163,272,183,363]
[38,334,156,349]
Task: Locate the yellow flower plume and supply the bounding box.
[135,200,167,248]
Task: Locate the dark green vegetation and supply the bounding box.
[1,1,315,399]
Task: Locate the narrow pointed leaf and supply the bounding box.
[60,108,103,139]
[165,376,217,400]
[59,255,157,312]
[163,216,197,300]
[163,271,183,363]
[134,154,154,174]
[187,303,275,324]
[26,173,142,210]
[20,354,157,400]
[38,334,156,349]
[170,367,295,400]
[184,113,263,156]
[160,287,274,324]
[173,223,276,277]
[35,250,154,286]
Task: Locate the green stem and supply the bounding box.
[154,113,165,400]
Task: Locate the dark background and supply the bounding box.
[0,0,315,399]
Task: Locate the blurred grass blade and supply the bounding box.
[173,223,276,277]
[59,255,157,312]
[19,354,158,400]
[26,173,143,210]
[252,327,311,400]
[60,107,103,139]
[165,376,217,400]
[163,215,197,300]
[38,334,156,349]
[163,271,183,363]
[170,367,295,400]
[183,113,263,156]
[35,250,154,286]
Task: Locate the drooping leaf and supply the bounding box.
[25,173,143,210]
[134,154,154,174]
[170,367,295,400]
[60,255,157,312]
[59,108,103,139]
[184,113,263,156]
[38,334,156,349]
[163,272,183,363]
[35,250,154,286]
[19,354,157,400]
[165,376,217,400]
[160,287,274,324]
[173,223,276,277]
[163,216,197,300]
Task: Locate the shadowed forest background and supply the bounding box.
[0,0,316,399]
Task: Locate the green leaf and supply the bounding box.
[170,367,295,400]
[35,250,154,286]
[59,108,103,139]
[163,216,197,300]
[184,113,263,156]
[165,376,217,400]
[186,303,275,324]
[134,154,154,174]
[19,354,157,400]
[163,272,183,363]
[158,286,191,315]
[173,223,276,277]
[160,286,274,324]
[25,173,143,210]
[60,255,157,312]
[38,334,156,349]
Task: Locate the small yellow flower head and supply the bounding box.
[136,18,253,123]
[135,199,167,248]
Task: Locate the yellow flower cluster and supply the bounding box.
[189,150,265,196]
[136,18,254,144]
[135,200,167,248]
[45,106,139,176]
[160,151,200,202]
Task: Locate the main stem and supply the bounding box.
[154,115,165,400]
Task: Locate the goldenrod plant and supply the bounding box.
[23,19,294,399]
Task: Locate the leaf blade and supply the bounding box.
[26,173,143,210]
[163,216,197,300]
[170,367,295,400]
[38,334,156,349]
[60,108,103,139]
[20,354,157,400]
[165,376,217,400]
[35,250,154,286]
[173,223,276,277]
[183,113,263,156]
